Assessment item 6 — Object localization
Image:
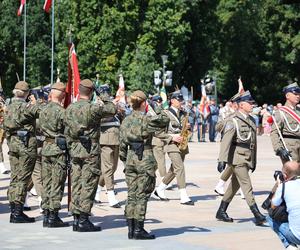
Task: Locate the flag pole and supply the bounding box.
[50,0,55,85]
[23,2,27,81]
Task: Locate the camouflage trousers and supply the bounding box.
[41,154,67,211]
[125,150,156,221]
[70,155,101,215]
[7,136,37,204]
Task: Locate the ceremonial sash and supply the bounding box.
[279,106,300,125]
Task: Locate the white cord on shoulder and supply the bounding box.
[232,118,251,141]
[279,110,300,132]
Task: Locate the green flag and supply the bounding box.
[160,86,168,109]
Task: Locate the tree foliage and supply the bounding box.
[0,0,299,103]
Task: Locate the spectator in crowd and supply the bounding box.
[188,101,196,142]
[251,104,262,134]
[267,161,300,250]
[208,98,219,142]
[261,104,272,135]
[198,99,210,142]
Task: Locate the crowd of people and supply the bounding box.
[0,79,300,248]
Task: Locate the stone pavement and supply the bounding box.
[0,136,285,250]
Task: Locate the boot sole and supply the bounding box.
[216,216,233,223]
[77,228,101,232]
[48,223,69,228]
[133,236,155,240]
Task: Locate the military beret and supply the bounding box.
[80,79,94,90]
[170,91,183,101]
[131,90,147,101]
[15,81,29,91]
[283,82,300,94]
[51,82,65,92]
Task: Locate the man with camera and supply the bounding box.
[267,161,300,249]
[270,83,300,163]
[215,90,266,226]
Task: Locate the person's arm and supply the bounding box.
[271,183,283,209]
[218,119,235,163]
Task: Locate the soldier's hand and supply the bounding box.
[217,161,226,173]
[276,148,292,161]
[172,135,183,143]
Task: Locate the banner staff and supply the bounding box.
[50,0,55,85]
[23,2,27,80]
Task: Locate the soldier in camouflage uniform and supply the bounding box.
[64,79,116,232]
[39,82,68,228]
[0,101,10,174]
[4,81,41,223]
[120,90,171,240]
[215,91,265,226]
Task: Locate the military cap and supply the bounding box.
[230,93,240,103]
[131,90,147,101]
[170,91,184,101]
[15,81,29,91]
[80,79,94,90]
[236,90,255,104]
[51,82,65,92]
[283,82,300,94]
[152,95,162,103]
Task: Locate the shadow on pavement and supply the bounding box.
[152,226,211,238]
[191,194,218,202]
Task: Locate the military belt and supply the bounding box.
[10,131,34,137]
[129,145,152,150]
[282,135,300,140]
[233,142,255,150]
[72,139,98,143]
[100,121,120,127]
[45,137,55,143]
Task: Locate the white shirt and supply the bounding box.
[272,179,300,239]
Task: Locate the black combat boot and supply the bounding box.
[11,203,35,223]
[77,212,101,232]
[48,210,69,228]
[9,202,15,223]
[250,203,266,226]
[43,209,50,227]
[73,214,80,232]
[216,201,233,222]
[127,218,135,239]
[133,220,155,240]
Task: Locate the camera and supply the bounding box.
[274,170,284,182]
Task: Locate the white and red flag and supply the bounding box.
[43,0,52,13]
[64,43,80,108]
[238,76,245,94]
[115,74,126,104]
[17,0,26,16]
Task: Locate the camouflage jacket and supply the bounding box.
[64,98,116,158]
[119,110,170,163]
[3,98,41,154]
[39,102,65,156]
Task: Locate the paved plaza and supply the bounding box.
[0,136,284,250]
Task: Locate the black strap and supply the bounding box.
[281,182,286,203]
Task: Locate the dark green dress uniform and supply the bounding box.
[64,79,116,232]
[119,90,170,240]
[4,81,41,223]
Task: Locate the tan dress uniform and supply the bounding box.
[270,102,300,163]
[216,90,265,225]
[162,107,188,189]
[152,137,167,177]
[99,116,120,190]
[219,111,257,206]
